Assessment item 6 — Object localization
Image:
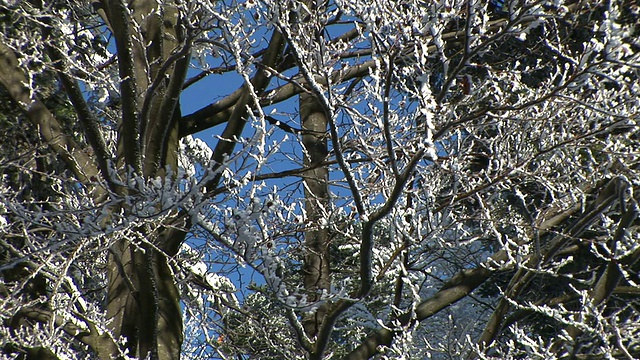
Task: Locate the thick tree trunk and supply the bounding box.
[98,1,189,358]
[105,224,186,360]
[300,93,331,339]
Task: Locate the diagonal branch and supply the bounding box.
[203,29,286,192]
[344,263,495,360]
[0,41,100,185]
[474,176,627,355]
[344,176,633,360]
[550,191,640,355]
[180,6,587,138]
[46,45,115,193]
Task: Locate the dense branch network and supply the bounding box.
[0,0,638,359]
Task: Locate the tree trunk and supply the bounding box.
[98,1,189,358]
[300,93,331,339]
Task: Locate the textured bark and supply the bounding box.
[0,34,128,360]
[101,0,142,173]
[106,240,139,357]
[104,15,284,359]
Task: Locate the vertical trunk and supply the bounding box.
[154,224,188,360]
[103,110,185,360]
[106,240,139,358]
[300,93,331,338]
[106,224,185,360]
[101,1,188,358]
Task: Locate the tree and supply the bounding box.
[0,0,638,359]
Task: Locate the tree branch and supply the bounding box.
[344,264,495,360]
[11,306,119,359]
[46,45,115,193]
[102,0,142,173]
[475,176,630,355]
[144,37,192,177]
[551,189,640,355]
[0,41,100,185]
[345,176,636,360]
[203,29,285,191]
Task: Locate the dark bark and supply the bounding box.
[101,0,142,173]
[551,185,640,355]
[476,177,629,354]
[344,266,493,360]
